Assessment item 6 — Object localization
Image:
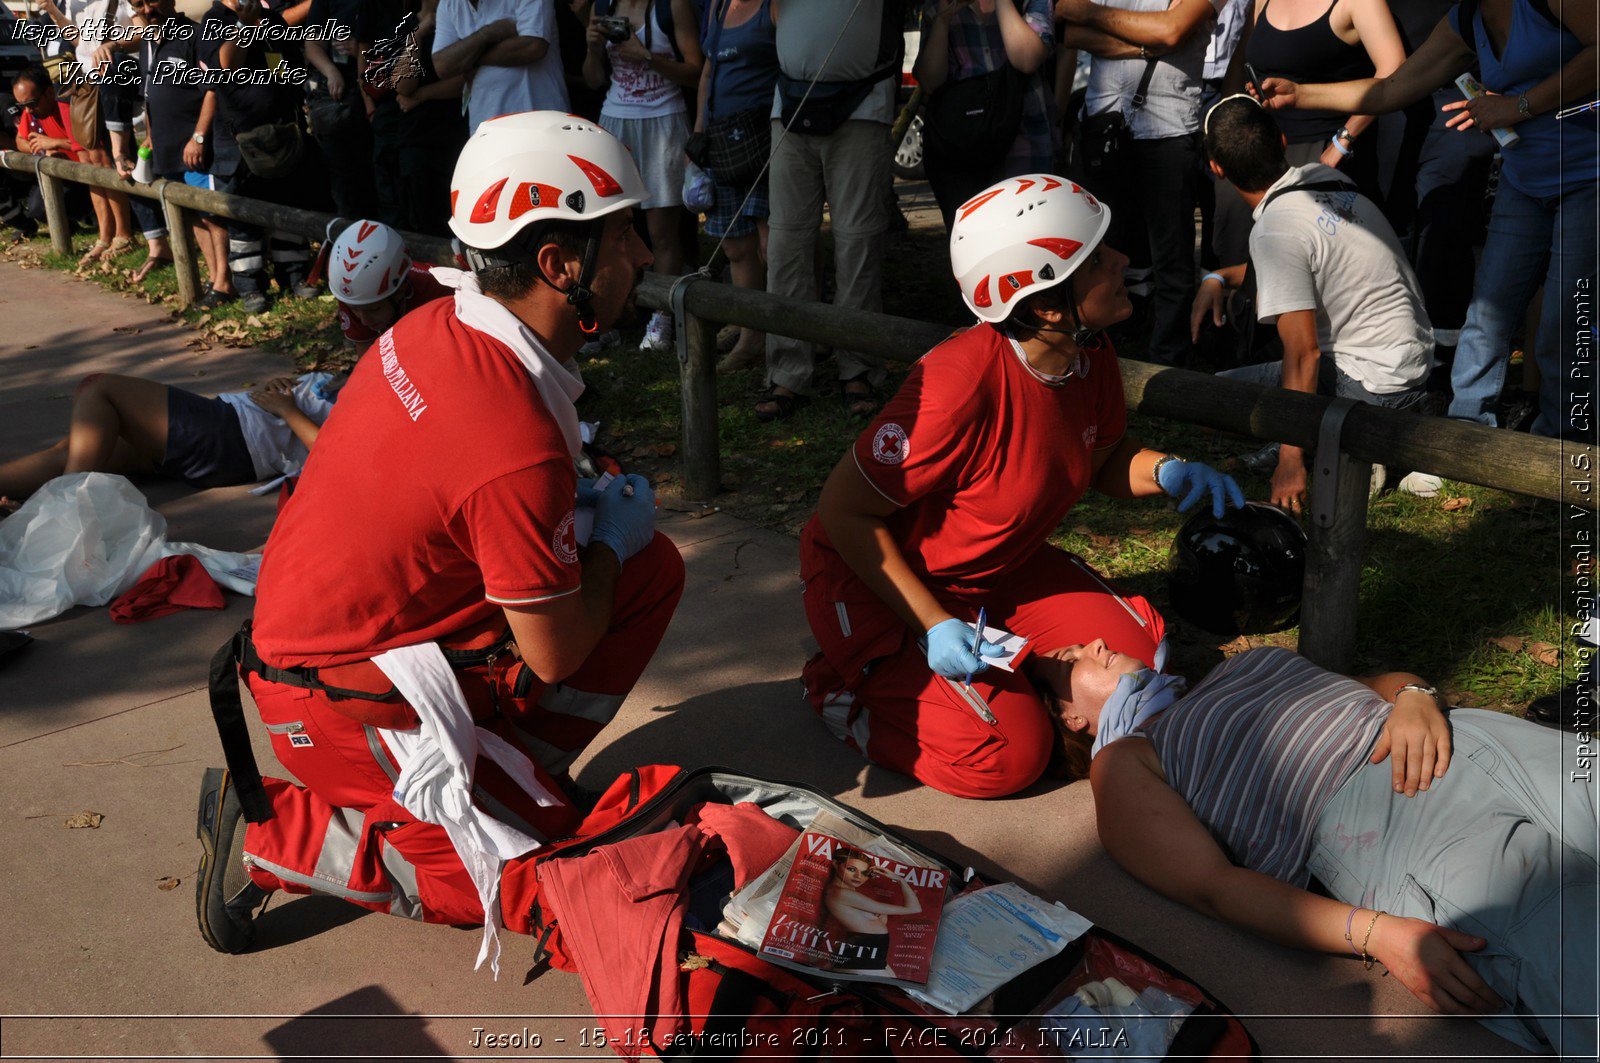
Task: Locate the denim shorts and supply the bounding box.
[157,387,257,488]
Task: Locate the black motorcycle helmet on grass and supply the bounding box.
[1168,502,1306,638]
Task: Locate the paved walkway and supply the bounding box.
[0,261,1517,1060]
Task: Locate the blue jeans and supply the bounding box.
[1219,357,1428,411]
[1308,710,1598,1055]
[1449,179,1598,437]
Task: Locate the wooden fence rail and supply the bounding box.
[7,150,1591,672]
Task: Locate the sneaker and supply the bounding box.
[1241,443,1280,474]
[640,311,674,352]
[240,291,269,314]
[290,282,320,300]
[195,767,272,954]
[1369,463,1387,498]
[578,329,621,357]
[1396,471,1442,498]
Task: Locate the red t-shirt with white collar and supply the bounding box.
[805,322,1128,596]
[18,102,82,162]
[252,297,581,668]
[337,265,452,346]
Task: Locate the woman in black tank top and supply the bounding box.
[1233,0,1405,177]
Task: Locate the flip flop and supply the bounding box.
[131,255,173,284]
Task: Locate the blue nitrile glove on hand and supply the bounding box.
[924,618,1005,680]
[1156,459,1246,518]
[589,473,656,562]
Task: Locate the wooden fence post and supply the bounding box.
[1298,398,1370,672]
[159,183,203,308]
[675,280,721,503]
[36,169,72,257]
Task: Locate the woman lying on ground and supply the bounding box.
[0,371,341,503]
[1032,640,1596,1055]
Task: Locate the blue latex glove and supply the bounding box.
[924,618,1005,681]
[1157,459,1246,518]
[590,473,656,562]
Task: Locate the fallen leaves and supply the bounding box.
[156,876,182,891]
[1441,497,1473,512]
[1491,636,1561,667]
[64,811,103,829]
[111,325,142,335]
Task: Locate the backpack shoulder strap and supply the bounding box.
[1259,177,1357,213]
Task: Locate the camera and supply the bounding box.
[595,15,632,42]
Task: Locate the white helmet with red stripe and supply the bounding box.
[448,110,645,256]
[329,220,411,306]
[949,175,1113,325]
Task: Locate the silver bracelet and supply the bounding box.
[1151,453,1184,488]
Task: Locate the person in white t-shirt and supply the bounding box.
[0,371,341,503]
[1191,94,1435,511]
[432,0,568,134]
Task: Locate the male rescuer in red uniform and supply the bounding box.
[196,112,684,954]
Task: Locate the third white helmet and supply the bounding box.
[329,220,411,306]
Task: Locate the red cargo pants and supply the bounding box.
[803,545,1165,800]
[240,533,685,925]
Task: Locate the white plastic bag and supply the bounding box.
[0,473,260,630]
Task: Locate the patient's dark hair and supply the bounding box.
[1203,97,1289,194]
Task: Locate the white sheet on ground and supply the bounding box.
[0,473,262,630]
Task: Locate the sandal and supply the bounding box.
[753,386,811,423]
[77,240,110,269]
[131,254,173,284]
[840,374,883,419]
[104,236,136,260]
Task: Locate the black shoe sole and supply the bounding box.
[195,767,254,955]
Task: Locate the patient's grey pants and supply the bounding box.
[1307,709,1598,1055]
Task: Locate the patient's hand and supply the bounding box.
[1369,691,1452,797]
[1369,915,1503,1016]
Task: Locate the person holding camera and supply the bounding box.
[584,0,705,352]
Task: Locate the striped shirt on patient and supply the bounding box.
[1139,647,1391,886]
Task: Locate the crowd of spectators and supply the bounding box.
[0,0,1593,439]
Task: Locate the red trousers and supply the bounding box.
[240,533,685,926]
[803,545,1165,799]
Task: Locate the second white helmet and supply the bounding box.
[448,111,646,254]
[329,220,411,306]
[949,176,1113,325]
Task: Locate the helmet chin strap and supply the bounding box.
[1005,284,1103,350]
[464,223,606,334]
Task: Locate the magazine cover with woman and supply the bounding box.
[757,831,949,985]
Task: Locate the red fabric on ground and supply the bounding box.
[109,555,225,623]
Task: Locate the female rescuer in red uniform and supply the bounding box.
[800,176,1245,800]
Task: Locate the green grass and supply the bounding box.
[7,223,1577,712]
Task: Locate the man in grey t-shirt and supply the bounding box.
[1057,0,1220,366]
[1195,96,1435,512]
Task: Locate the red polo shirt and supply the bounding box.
[18,101,82,161]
